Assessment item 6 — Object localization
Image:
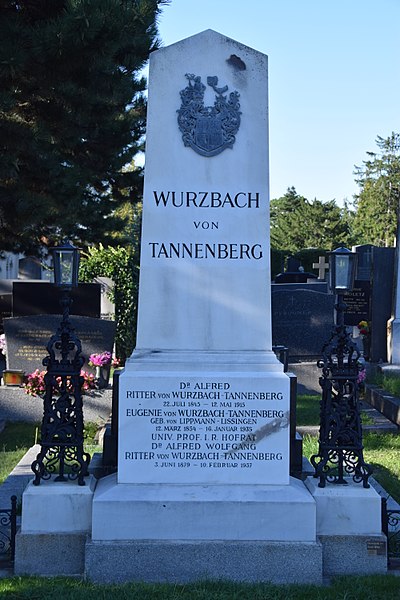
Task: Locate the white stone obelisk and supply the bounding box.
[117,29,291,486]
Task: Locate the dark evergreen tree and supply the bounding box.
[353,133,400,247]
[270,187,353,252]
[0,0,168,255]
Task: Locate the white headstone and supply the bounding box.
[119,29,290,486]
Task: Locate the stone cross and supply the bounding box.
[312,255,329,280]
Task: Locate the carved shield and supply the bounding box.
[177,74,241,157]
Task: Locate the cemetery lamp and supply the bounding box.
[52,240,80,289]
[310,246,372,489]
[31,240,89,486]
[329,247,357,295]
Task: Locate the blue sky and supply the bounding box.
[154,0,400,206]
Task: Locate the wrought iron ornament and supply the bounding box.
[0,495,17,562]
[382,498,400,566]
[31,292,90,485]
[177,73,241,157]
[310,295,373,488]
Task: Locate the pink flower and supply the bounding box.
[89,351,112,366]
[24,369,96,396]
[357,369,366,385]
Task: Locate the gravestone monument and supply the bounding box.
[87,29,320,583]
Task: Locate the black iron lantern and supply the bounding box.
[51,241,80,288]
[31,241,89,486]
[329,247,357,294]
[311,245,372,489]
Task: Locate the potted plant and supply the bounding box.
[88,351,114,389]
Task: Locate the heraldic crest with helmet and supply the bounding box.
[177,73,241,157]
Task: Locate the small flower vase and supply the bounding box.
[95,364,111,389]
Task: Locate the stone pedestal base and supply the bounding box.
[320,534,387,576]
[20,476,96,533]
[305,476,382,536]
[305,476,387,576]
[91,474,316,541]
[15,532,87,576]
[14,476,96,576]
[85,474,321,583]
[85,539,323,584]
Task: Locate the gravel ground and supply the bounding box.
[0,384,112,425]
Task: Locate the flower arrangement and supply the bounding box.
[81,370,96,391]
[357,320,370,337]
[24,369,96,397]
[88,351,112,367]
[357,368,366,386]
[24,369,46,396]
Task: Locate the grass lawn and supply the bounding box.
[296,394,320,425]
[0,422,38,484]
[302,431,400,503]
[1,574,400,600]
[296,394,374,427]
[0,422,101,485]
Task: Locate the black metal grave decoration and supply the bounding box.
[311,248,372,488]
[31,242,90,486]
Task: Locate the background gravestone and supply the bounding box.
[354,244,373,281]
[12,281,100,318]
[344,245,373,328]
[345,244,394,362]
[3,315,116,374]
[18,256,42,279]
[95,277,115,321]
[343,280,370,326]
[0,280,12,333]
[272,288,334,360]
[370,246,395,362]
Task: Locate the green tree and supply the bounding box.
[270,187,353,252]
[353,133,400,247]
[79,244,140,363]
[0,0,168,255]
[270,187,307,251]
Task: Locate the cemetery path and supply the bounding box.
[0,386,112,425]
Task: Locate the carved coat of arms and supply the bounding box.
[177,74,241,157]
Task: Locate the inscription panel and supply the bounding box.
[119,372,290,485]
[4,315,115,373]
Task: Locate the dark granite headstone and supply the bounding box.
[354,244,373,281]
[343,280,371,326]
[12,281,100,318]
[272,288,334,359]
[3,315,116,374]
[0,280,12,333]
[274,256,318,284]
[370,247,395,362]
